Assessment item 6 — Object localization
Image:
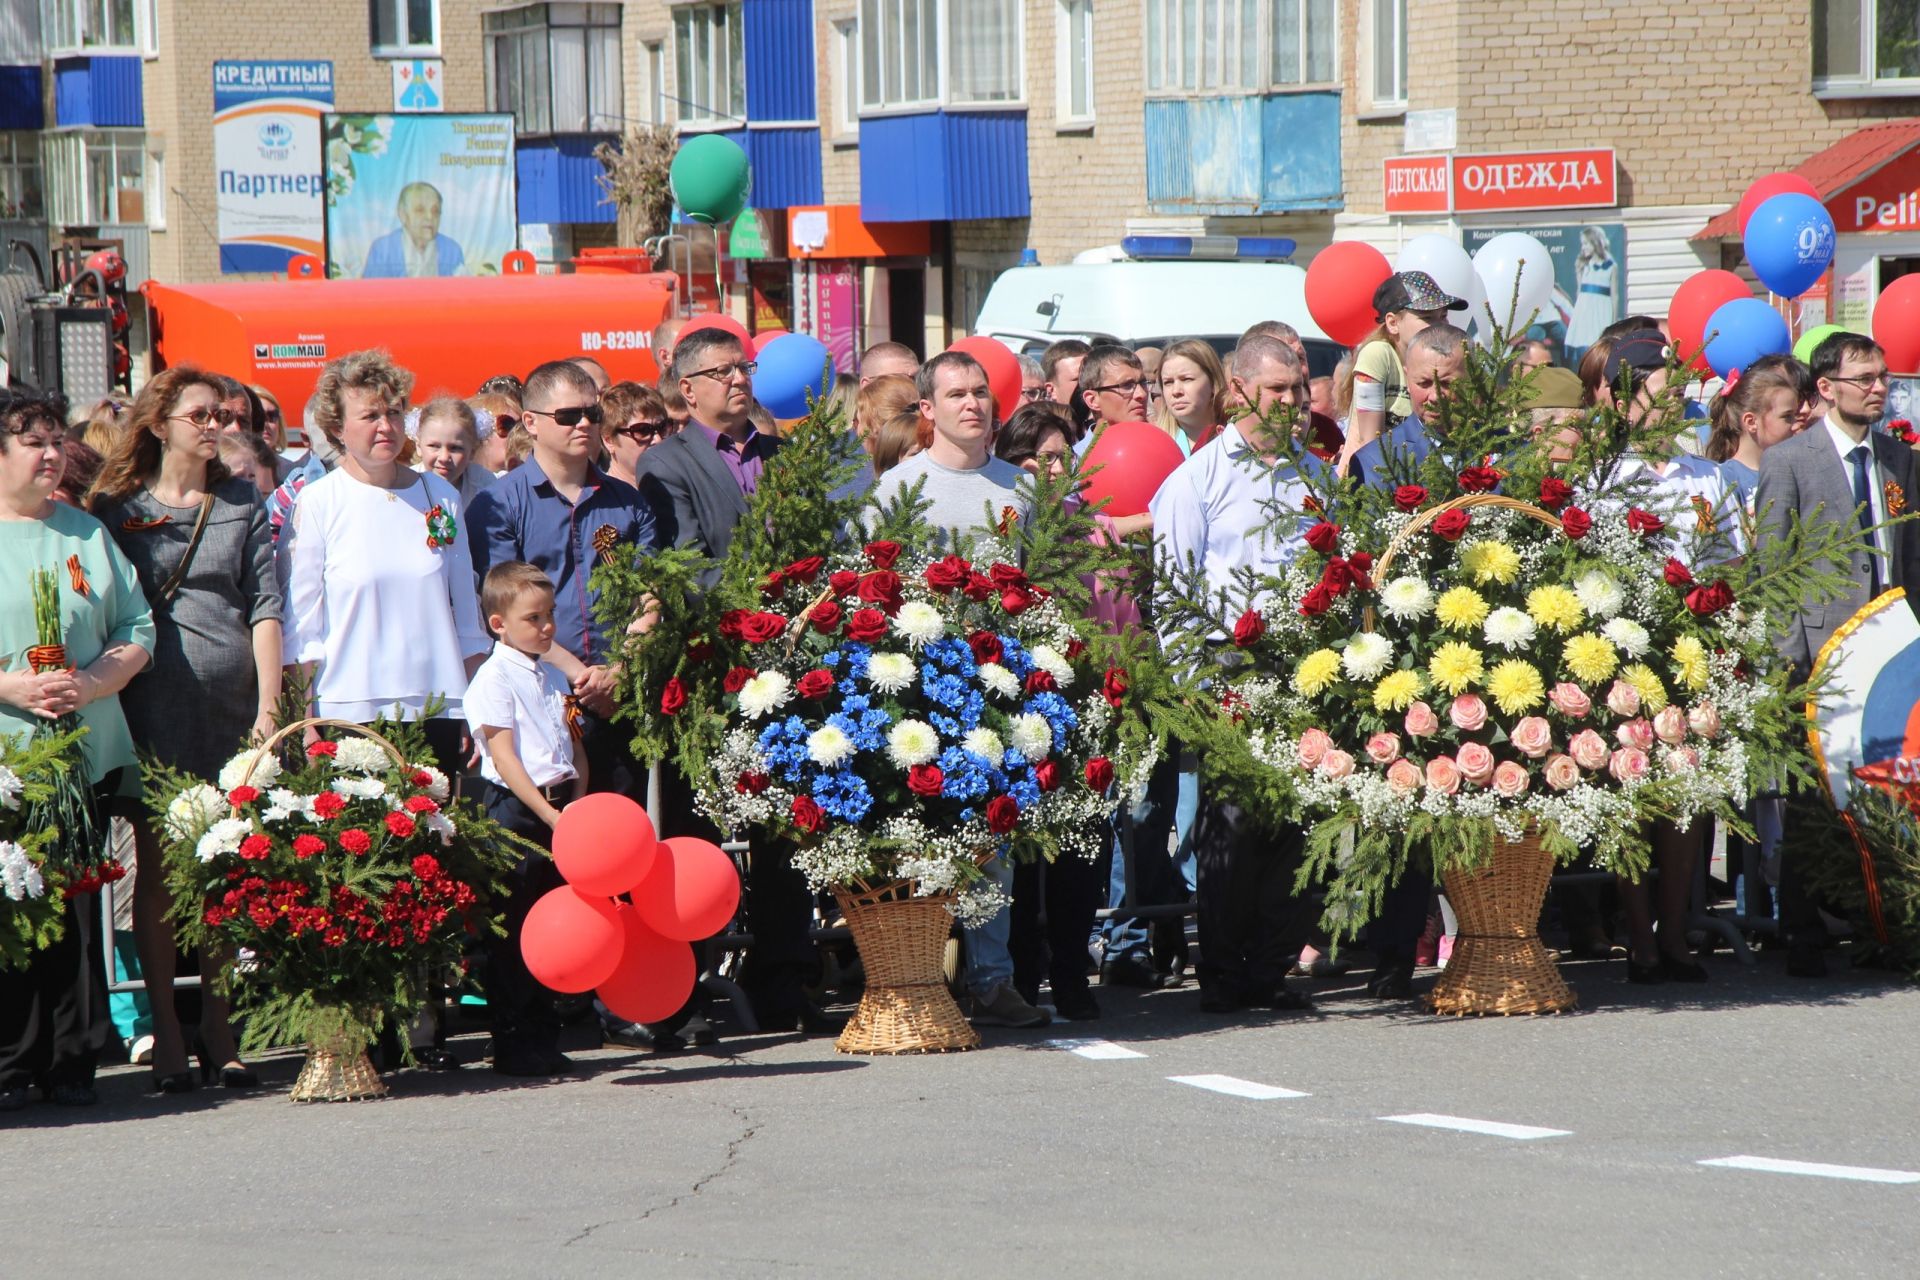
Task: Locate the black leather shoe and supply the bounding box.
[796,1003,849,1036]
[1786,941,1829,978]
[1660,954,1709,983]
[1198,986,1246,1013]
[1626,958,1665,984]
[682,1015,719,1047]
[603,1020,684,1052]
[492,1046,558,1077]
[1103,953,1164,989]
[1366,960,1415,1000]
[1051,989,1102,1021]
[411,1048,461,1073]
[150,1070,197,1095]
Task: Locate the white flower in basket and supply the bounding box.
[195,817,253,864]
[330,776,388,801]
[886,719,940,768]
[1009,713,1054,762]
[217,748,282,793]
[962,727,1005,763]
[807,724,857,768]
[165,783,226,842]
[867,652,916,694]
[0,765,22,811]
[1030,645,1076,688]
[977,662,1021,700]
[409,764,451,802]
[0,840,44,901]
[421,812,457,846]
[738,671,792,719]
[331,737,391,774]
[892,600,945,647]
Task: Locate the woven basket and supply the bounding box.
[290,1030,389,1102]
[832,879,980,1054]
[1426,827,1576,1016]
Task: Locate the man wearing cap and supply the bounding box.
[1525,366,1586,461]
[1345,271,1470,467]
[1348,322,1470,488]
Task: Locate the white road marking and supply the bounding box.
[1380,1113,1571,1141]
[1047,1039,1146,1060]
[1168,1074,1309,1100]
[1699,1156,1920,1185]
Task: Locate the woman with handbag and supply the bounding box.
[91,367,283,1094]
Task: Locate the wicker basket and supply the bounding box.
[1426,827,1576,1016]
[832,880,980,1054]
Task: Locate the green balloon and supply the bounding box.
[670,135,752,226]
[1794,323,1844,364]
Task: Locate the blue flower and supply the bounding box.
[1010,778,1041,810]
[814,772,873,823]
[1025,691,1078,735]
[998,636,1035,678]
[938,747,992,801]
[821,649,844,670]
[924,672,969,710]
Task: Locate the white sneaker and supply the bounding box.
[128,1034,154,1065]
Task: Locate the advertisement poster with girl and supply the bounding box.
[1465,223,1627,367]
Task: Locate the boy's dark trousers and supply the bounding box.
[484,781,569,1056]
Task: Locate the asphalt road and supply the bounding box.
[6,951,1917,1279]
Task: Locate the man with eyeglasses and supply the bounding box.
[1070,344,1150,450]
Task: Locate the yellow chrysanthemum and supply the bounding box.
[1562,633,1620,685]
[1670,635,1710,692]
[1460,540,1522,587]
[1293,648,1342,697]
[1526,584,1586,633]
[1435,586,1490,632]
[1372,669,1427,713]
[1486,659,1546,715]
[1621,662,1671,713]
[1428,641,1485,696]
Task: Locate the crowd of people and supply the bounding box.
[0,271,1898,1109]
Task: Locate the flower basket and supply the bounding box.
[289,1009,389,1102]
[832,877,979,1054]
[1426,825,1575,1016]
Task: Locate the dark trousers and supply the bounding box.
[0,898,106,1091]
[1368,866,1435,968]
[1011,848,1103,1006]
[1191,800,1315,999]
[483,782,566,1053]
[579,711,643,800]
[1105,752,1191,970]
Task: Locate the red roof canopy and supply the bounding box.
[1694,119,1920,240]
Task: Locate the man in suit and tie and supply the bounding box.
[1755,330,1920,976]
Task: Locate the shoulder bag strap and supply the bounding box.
[154,490,217,605]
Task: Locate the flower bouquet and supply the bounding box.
[151,718,520,1099]
[0,727,90,971]
[22,567,116,894]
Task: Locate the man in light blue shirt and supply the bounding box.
[1348,323,1469,488]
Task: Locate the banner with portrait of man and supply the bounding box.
[322,113,518,280]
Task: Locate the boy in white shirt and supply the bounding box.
[464,561,588,1077]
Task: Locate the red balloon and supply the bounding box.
[1081,421,1186,518]
[1736,173,1821,237]
[1304,241,1393,348]
[1667,271,1752,373]
[751,328,790,356]
[949,336,1023,422]
[521,888,623,994]
[675,312,752,350]
[1875,274,1920,374]
[551,793,657,897]
[597,904,698,1025]
[634,836,742,942]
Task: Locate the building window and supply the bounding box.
[859,0,939,111]
[1369,0,1406,107]
[371,0,438,55]
[1814,0,1920,88]
[144,145,164,229]
[949,0,1021,104]
[675,2,745,125]
[43,130,145,226]
[1270,0,1334,85]
[0,134,44,220]
[640,41,667,125]
[138,0,159,56]
[1056,0,1094,123]
[859,0,1024,112]
[831,19,860,138]
[1145,0,1332,94]
[48,0,139,51]
[485,4,624,134]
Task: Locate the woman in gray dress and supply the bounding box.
[90,366,283,1094]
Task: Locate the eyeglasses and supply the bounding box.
[1090,379,1146,397]
[1018,385,1048,402]
[689,360,757,383]
[1032,450,1069,467]
[614,419,669,443]
[1829,373,1891,389]
[171,407,240,428]
[530,404,605,427]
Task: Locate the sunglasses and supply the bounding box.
[614,420,669,442]
[171,407,240,428]
[531,404,604,427]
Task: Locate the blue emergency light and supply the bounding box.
[1119,235,1296,261]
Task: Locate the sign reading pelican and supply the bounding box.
[213,60,334,273]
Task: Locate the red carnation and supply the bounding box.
[292,834,326,859]
[410,769,434,788]
[404,794,439,814]
[1459,465,1502,493]
[1559,506,1592,539]
[312,791,347,819]
[385,811,417,838]
[1627,507,1665,536]
[907,764,945,797]
[739,612,787,644]
[856,570,904,613]
[1102,667,1129,708]
[796,668,837,699]
[1538,476,1574,511]
[307,740,338,759]
[723,666,755,693]
[1430,508,1472,541]
[846,609,889,643]
[1394,484,1429,512]
[1304,521,1341,555]
[1024,670,1057,694]
[963,572,996,602]
[925,555,973,593]
[736,771,771,795]
[969,631,1005,665]
[1233,608,1266,648]
[1298,583,1335,617]
[828,570,860,596]
[238,834,272,861]
[339,828,372,856]
[227,785,259,807]
[1085,756,1115,790]
[792,795,827,833]
[660,677,688,716]
[864,540,903,569]
[989,563,1030,590]
[785,555,825,583]
[986,795,1021,834]
[1034,759,1061,792]
[808,599,843,633]
[718,609,751,639]
[411,854,443,881]
[1663,558,1695,588]
[1686,580,1736,617]
[1348,551,1376,591]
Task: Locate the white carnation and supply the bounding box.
[807,724,856,768]
[0,766,22,811]
[421,812,456,846]
[1030,645,1076,688]
[737,671,793,719]
[1379,577,1434,622]
[1009,713,1054,762]
[867,652,917,695]
[1574,570,1625,620]
[892,600,946,647]
[1601,617,1651,658]
[1341,632,1394,681]
[962,728,1006,763]
[165,783,226,842]
[409,764,451,802]
[978,662,1021,700]
[217,748,282,793]
[0,840,43,901]
[332,737,391,774]
[195,817,253,864]
[262,788,306,823]
[331,776,387,801]
[1483,607,1538,651]
[886,719,940,768]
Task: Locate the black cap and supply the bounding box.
[1372,271,1469,320]
[1603,329,1670,385]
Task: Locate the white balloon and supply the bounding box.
[1395,234,1478,310]
[1472,233,1556,338]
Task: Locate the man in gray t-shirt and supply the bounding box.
[869,352,1031,546]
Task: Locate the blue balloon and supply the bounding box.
[1702,298,1791,378]
[1743,192,1836,299]
[752,332,833,419]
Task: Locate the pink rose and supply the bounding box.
[1386,759,1423,794]
[1665,746,1701,772]
[1297,728,1332,768]
[1652,705,1689,746]
[1492,760,1531,798]
[1510,716,1555,759]
[1605,680,1641,718]
[1568,729,1611,771]
[1320,749,1355,780]
[1365,732,1401,766]
[1544,754,1581,791]
[1449,693,1488,733]
[1687,702,1721,740]
[1425,756,1462,796]
[1616,718,1656,753]
[1404,701,1439,738]
[1457,742,1496,785]
[1608,746,1650,783]
[1548,682,1592,718]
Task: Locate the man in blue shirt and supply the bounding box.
[1348,323,1469,488]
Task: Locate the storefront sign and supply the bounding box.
[322,113,517,279]
[1382,156,1450,215]
[1464,223,1627,363]
[1831,147,1920,232]
[213,60,334,274]
[1385,149,1618,216]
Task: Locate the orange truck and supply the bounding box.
[142,270,678,436]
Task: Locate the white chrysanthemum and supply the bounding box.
[962,728,1006,763]
[1601,617,1651,658]
[1379,577,1434,622]
[332,737,390,774]
[1483,607,1538,651]
[217,748,282,793]
[331,776,387,801]
[165,783,226,842]
[195,817,253,864]
[1573,570,1625,620]
[1030,645,1076,688]
[886,719,941,768]
[1342,632,1394,681]
[807,724,857,768]
[409,764,451,802]
[978,662,1022,700]
[737,671,793,719]
[421,812,456,846]
[867,652,917,694]
[0,840,44,901]
[1009,713,1054,762]
[892,601,945,647]
[0,765,21,811]
[261,788,306,823]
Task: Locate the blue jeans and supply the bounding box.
[963,854,1015,997]
[1103,756,1198,961]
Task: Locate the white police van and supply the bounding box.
[972,235,1344,377]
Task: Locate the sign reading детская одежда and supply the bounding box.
[1384,149,1617,216]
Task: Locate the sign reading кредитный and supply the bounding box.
[1384,149,1617,216]
[213,60,334,274]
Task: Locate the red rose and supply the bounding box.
[1686,580,1735,616]
[403,795,439,814]
[660,677,688,716]
[307,740,338,759]
[292,834,326,859]
[1393,484,1429,512]
[864,540,903,568]
[924,555,972,593]
[760,569,786,597]
[1065,639,1087,660]
[312,791,347,819]
[1085,756,1115,790]
[807,599,843,633]
[989,563,1029,590]
[239,834,272,861]
[1024,670,1057,694]
[1664,558,1695,588]
[1297,583,1335,617]
[1102,667,1129,708]
[846,609,889,642]
[723,666,755,693]
[963,572,996,602]
[1348,551,1375,592]
[1035,760,1061,792]
[1538,476,1574,511]
[736,772,771,795]
[828,570,860,597]
[969,631,1005,665]
[1000,588,1034,615]
[385,811,417,838]
[785,555,825,583]
[1459,465,1502,493]
[792,795,826,833]
[1304,521,1341,555]
[1321,558,1354,595]
[1559,506,1592,539]
[1627,507,1665,535]
[411,854,443,880]
[1233,608,1266,648]
[856,570,904,613]
[227,785,259,806]
[738,612,788,644]
[1430,508,1472,541]
[986,795,1021,834]
[718,609,751,639]
[907,764,945,797]
[339,828,372,856]
[796,668,837,699]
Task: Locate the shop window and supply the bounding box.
[1056,0,1094,124]
[48,0,138,51]
[859,0,1023,113]
[1144,0,1333,95]
[43,129,145,226]
[674,1,745,125]
[371,0,438,56]
[0,133,44,220]
[1814,0,1920,91]
[485,4,624,134]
